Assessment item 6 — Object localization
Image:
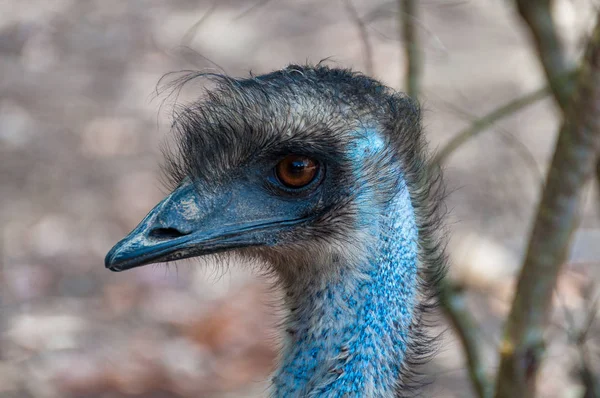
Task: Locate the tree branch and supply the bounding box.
[439,281,492,398]
[514,0,600,215]
[515,0,575,109]
[399,0,420,98]
[494,12,600,398]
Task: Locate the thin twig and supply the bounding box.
[364,1,396,24]
[343,0,374,76]
[429,94,546,187]
[496,130,546,189]
[399,0,420,98]
[366,3,448,58]
[494,12,600,398]
[181,2,218,48]
[439,281,492,398]
[429,85,551,170]
[430,68,578,171]
[234,0,274,20]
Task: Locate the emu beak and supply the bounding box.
[105,180,300,272]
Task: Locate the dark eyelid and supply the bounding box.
[252,144,342,165]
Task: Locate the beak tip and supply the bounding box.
[104,236,165,272]
[104,249,119,272]
[105,243,128,272]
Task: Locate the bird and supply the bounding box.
[105,64,447,397]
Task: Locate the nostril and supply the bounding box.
[149,227,190,239]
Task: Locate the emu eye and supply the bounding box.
[275,155,319,188]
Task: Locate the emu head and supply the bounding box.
[105,65,426,287]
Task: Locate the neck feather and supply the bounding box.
[272,183,418,397]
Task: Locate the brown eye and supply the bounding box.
[275,155,319,188]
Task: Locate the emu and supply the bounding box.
[105,65,446,397]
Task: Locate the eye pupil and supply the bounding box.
[276,155,319,188]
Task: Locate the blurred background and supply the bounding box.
[1,0,600,397]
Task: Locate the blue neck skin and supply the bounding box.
[272,132,419,397]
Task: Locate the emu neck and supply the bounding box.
[272,185,418,397]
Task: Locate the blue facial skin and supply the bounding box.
[105,167,326,272]
[272,131,418,396]
[105,129,418,397]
